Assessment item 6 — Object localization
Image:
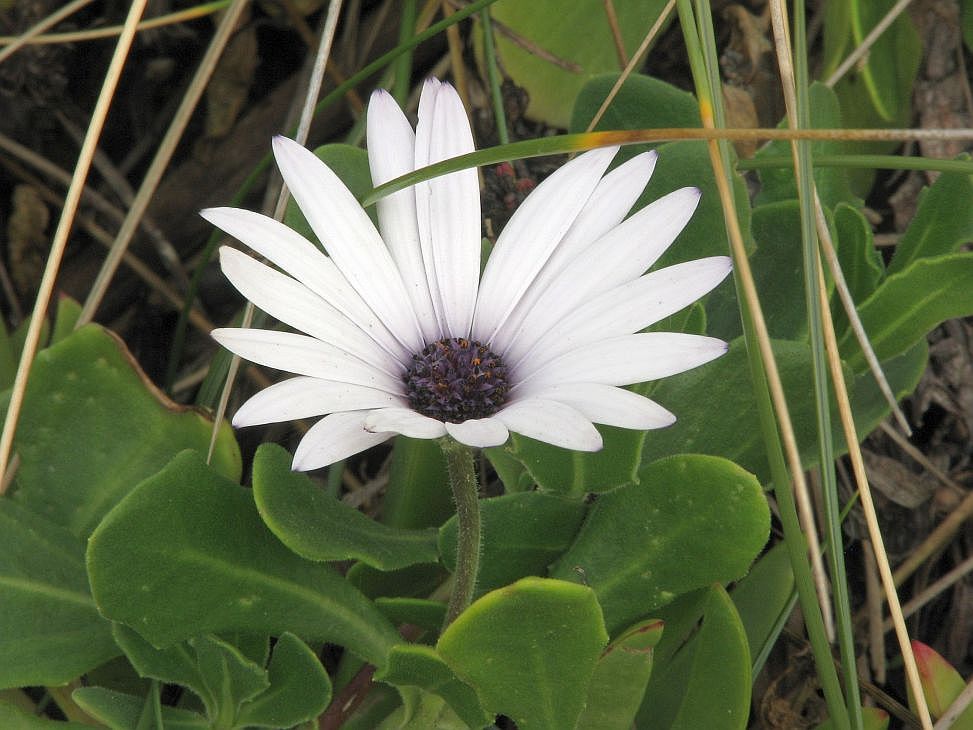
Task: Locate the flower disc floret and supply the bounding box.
[405,338,509,423]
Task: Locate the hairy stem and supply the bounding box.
[439,437,481,630]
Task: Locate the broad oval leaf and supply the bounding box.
[252,443,439,570]
[0,499,117,688]
[87,450,399,668]
[438,577,608,730]
[637,585,751,730]
[550,454,769,634]
[11,325,240,538]
[571,73,701,137]
[730,542,795,675]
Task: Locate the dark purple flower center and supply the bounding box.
[404,338,509,423]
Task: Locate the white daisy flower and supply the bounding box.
[204,79,732,471]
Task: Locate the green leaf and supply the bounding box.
[508,426,645,495]
[0,499,117,688]
[848,0,921,123]
[571,73,701,136]
[887,166,973,275]
[438,577,608,730]
[87,450,400,668]
[113,625,311,728]
[730,542,795,675]
[550,454,770,634]
[11,325,241,537]
[439,491,587,595]
[252,443,439,570]
[833,202,885,308]
[0,701,91,729]
[191,635,269,726]
[72,687,208,730]
[375,644,491,729]
[112,624,215,716]
[50,296,82,346]
[236,632,332,729]
[489,1,673,127]
[821,1,851,78]
[637,585,751,730]
[375,597,446,634]
[749,200,811,340]
[754,83,857,210]
[839,253,973,369]
[577,618,663,729]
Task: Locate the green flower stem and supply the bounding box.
[439,437,481,630]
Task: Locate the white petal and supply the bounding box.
[514,332,728,390]
[553,151,659,264]
[272,136,424,350]
[201,206,406,360]
[367,89,440,342]
[515,383,676,430]
[233,377,405,427]
[512,256,733,369]
[363,407,447,439]
[212,328,403,392]
[499,187,702,360]
[473,147,618,343]
[219,247,403,371]
[293,411,393,471]
[445,418,509,448]
[414,80,480,337]
[496,399,602,451]
[486,151,657,353]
